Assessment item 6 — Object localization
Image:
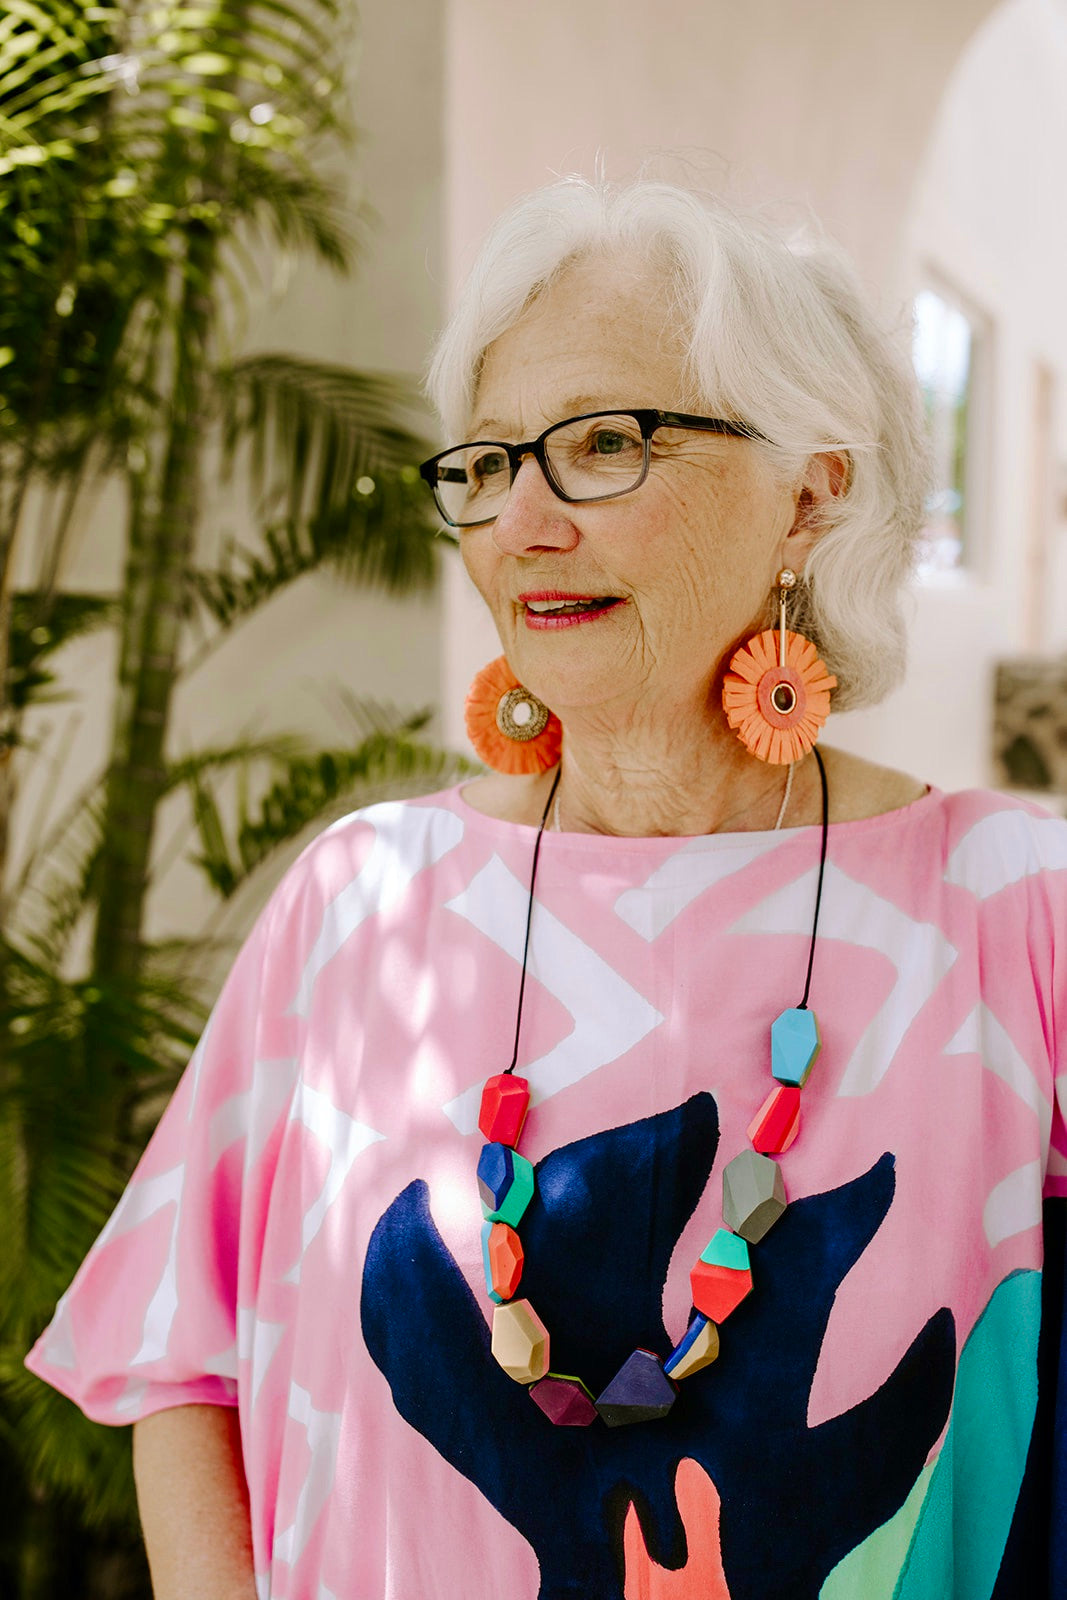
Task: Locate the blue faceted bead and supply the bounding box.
[595,1349,676,1427]
[477,1142,513,1212]
[771,1006,821,1087]
[478,1141,535,1227]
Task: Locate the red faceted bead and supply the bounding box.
[748,1084,801,1154]
[690,1258,753,1322]
[479,1073,530,1146]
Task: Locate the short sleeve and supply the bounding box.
[24,877,302,1426]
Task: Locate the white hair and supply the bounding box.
[427,177,931,710]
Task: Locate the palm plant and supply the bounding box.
[0,3,462,1592]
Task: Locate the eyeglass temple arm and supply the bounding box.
[653,409,768,442]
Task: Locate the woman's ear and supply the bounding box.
[786,450,851,556]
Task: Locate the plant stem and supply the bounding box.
[92,224,217,987]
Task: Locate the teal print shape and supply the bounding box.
[823,1269,1039,1600]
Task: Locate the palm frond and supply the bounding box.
[7,774,107,965]
[8,591,120,714]
[0,1359,142,1533]
[187,716,471,899]
[163,732,311,791]
[187,466,438,634]
[216,353,430,516]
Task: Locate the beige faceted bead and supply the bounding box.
[491,1298,550,1384]
[665,1317,720,1380]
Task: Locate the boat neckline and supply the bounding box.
[446,777,943,853]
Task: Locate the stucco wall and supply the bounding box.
[830,0,1067,790]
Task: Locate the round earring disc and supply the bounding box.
[497,687,550,743]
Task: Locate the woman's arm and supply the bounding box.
[133,1404,256,1599]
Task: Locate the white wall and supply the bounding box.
[831,0,1067,790]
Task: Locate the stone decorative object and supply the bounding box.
[664,1314,720,1380]
[690,1230,753,1322]
[595,1349,677,1427]
[770,1006,821,1087]
[478,1073,530,1147]
[491,1299,550,1383]
[992,656,1067,799]
[748,1085,801,1154]
[722,1149,787,1243]
[477,1141,535,1226]
[481,1221,524,1304]
[529,1374,598,1426]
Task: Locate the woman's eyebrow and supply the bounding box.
[467,396,616,438]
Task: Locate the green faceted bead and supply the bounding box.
[771,1006,821,1087]
[699,1228,750,1271]
[483,1147,535,1227]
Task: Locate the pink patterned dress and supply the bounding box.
[26,783,1067,1599]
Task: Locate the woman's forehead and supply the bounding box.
[470,257,688,438]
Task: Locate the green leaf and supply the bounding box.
[177,51,232,75]
[185,715,472,898]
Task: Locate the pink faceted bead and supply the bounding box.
[748,1084,801,1154]
[479,1073,530,1146]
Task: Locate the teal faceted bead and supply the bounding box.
[771,1005,821,1087]
[699,1228,751,1270]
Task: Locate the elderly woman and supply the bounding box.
[27,180,1065,1599]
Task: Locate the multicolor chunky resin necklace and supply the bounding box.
[475,749,830,1427]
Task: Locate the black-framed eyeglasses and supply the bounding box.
[418,408,765,528]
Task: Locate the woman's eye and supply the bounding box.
[588,429,639,456]
[470,450,508,485]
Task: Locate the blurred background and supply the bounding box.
[1,0,1065,1592]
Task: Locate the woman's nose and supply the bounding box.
[490,456,580,555]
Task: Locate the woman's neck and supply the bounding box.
[543,714,812,836]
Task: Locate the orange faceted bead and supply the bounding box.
[482,1221,524,1303]
[748,1085,801,1154]
[478,1073,530,1147]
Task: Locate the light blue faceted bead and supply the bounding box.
[771,1005,821,1087]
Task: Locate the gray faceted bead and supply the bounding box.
[722,1149,787,1243]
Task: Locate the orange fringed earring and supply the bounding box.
[465,656,563,775]
[722,570,837,765]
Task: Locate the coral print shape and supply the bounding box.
[361,1094,956,1599]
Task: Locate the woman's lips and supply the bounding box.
[519,592,625,629]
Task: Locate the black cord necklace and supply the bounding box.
[475,748,830,1427]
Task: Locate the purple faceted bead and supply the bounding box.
[529,1374,597,1426]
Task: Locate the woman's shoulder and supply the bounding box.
[818,747,928,823]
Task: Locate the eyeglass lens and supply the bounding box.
[432,412,648,525]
